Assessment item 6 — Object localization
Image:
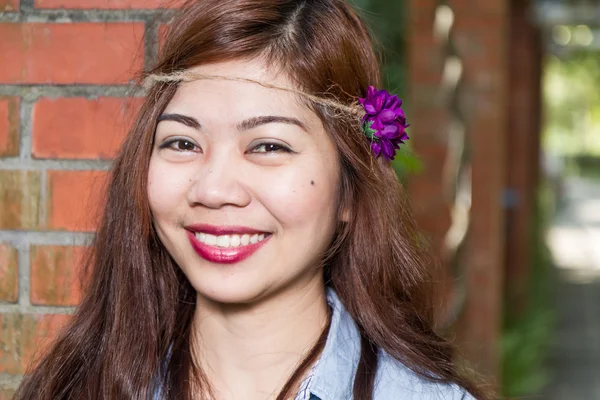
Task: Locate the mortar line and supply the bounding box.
[17,239,31,309]
[0,8,177,23]
[18,96,33,161]
[0,85,141,98]
[144,15,160,71]
[19,0,34,13]
[0,158,112,170]
[0,12,19,22]
[0,373,23,391]
[0,304,76,314]
[0,231,95,246]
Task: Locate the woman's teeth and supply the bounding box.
[194,233,266,248]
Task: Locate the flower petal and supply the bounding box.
[370,119,384,136]
[379,140,395,161]
[381,123,399,137]
[379,109,399,123]
[364,104,377,114]
[359,87,409,161]
[367,86,377,97]
[371,141,382,157]
[385,95,400,109]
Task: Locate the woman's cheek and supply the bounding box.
[147,161,194,212]
[257,165,333,225]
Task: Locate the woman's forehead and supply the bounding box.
[162,60,319,128]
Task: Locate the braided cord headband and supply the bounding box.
[145,71,409,161]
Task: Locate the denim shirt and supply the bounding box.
[155,288,474,400]
[305,288,474,400]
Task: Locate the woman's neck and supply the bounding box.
[191,278,329,400]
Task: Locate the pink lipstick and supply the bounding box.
[185,225,271,264]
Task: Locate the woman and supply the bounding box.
[16,0,489,399]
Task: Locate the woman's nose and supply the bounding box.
[187,151,252,209]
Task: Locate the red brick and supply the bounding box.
[408,35,443,85]
[406,0,437,25]
[454,20,505,65]
[454,15,505,30]
[0,313,70,374]
[158,23,170,51]
[410,109,450,142]
[0,388,17,400]
[30,245,86,306]
[32,97,143,160]
[0,0,18,11]
[35,0,183,8]
[0,170,41,230]
[0,23,144,84]
[408,0,510,382]
[410,84,441,110]
[0,97,20,157]
[0,244,18,303]
[46,170,107,232]
[449,0,507,17]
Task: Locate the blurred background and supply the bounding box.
[0,0,599,398]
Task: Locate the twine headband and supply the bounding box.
[144,71,409,161]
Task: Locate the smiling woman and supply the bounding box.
[149,59,341,307]
[14,1,489,400]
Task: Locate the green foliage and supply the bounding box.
[501,44,600,399]
[545,51,600,156]
[501,181,556,397]
[363,120,377,139]
[350,0,418,176]
[392,146,424,177]
[352,0,406,94]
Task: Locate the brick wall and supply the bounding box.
[504,0,542,315]
[407,0,510,384]
[407,0,544,386]
[0,1,178,396]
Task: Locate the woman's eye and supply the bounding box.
[160,139,200,152]
[251,143,291,154]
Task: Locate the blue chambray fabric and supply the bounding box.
[154,288,475,400]
[294,359,319,400]
[307,288,474,400]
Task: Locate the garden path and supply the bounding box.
[544,177,600,399]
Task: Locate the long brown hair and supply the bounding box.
[16,0,489,399]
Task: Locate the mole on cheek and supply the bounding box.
[310,180,315,186]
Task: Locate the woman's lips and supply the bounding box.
[186,230,270,264]
[184,224,267,236]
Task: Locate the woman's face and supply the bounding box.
[147,58,341,305]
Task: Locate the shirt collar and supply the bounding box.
[309,288,361,400]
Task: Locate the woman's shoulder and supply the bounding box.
[318,289,475,399]
[373,351,475,400]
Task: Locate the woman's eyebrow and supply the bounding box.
[157,113,202,130]
[156,113,308,133]
[236,115,308,132]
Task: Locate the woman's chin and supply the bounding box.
[193,280,271,306]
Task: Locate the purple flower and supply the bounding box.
[359,86,409,161]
